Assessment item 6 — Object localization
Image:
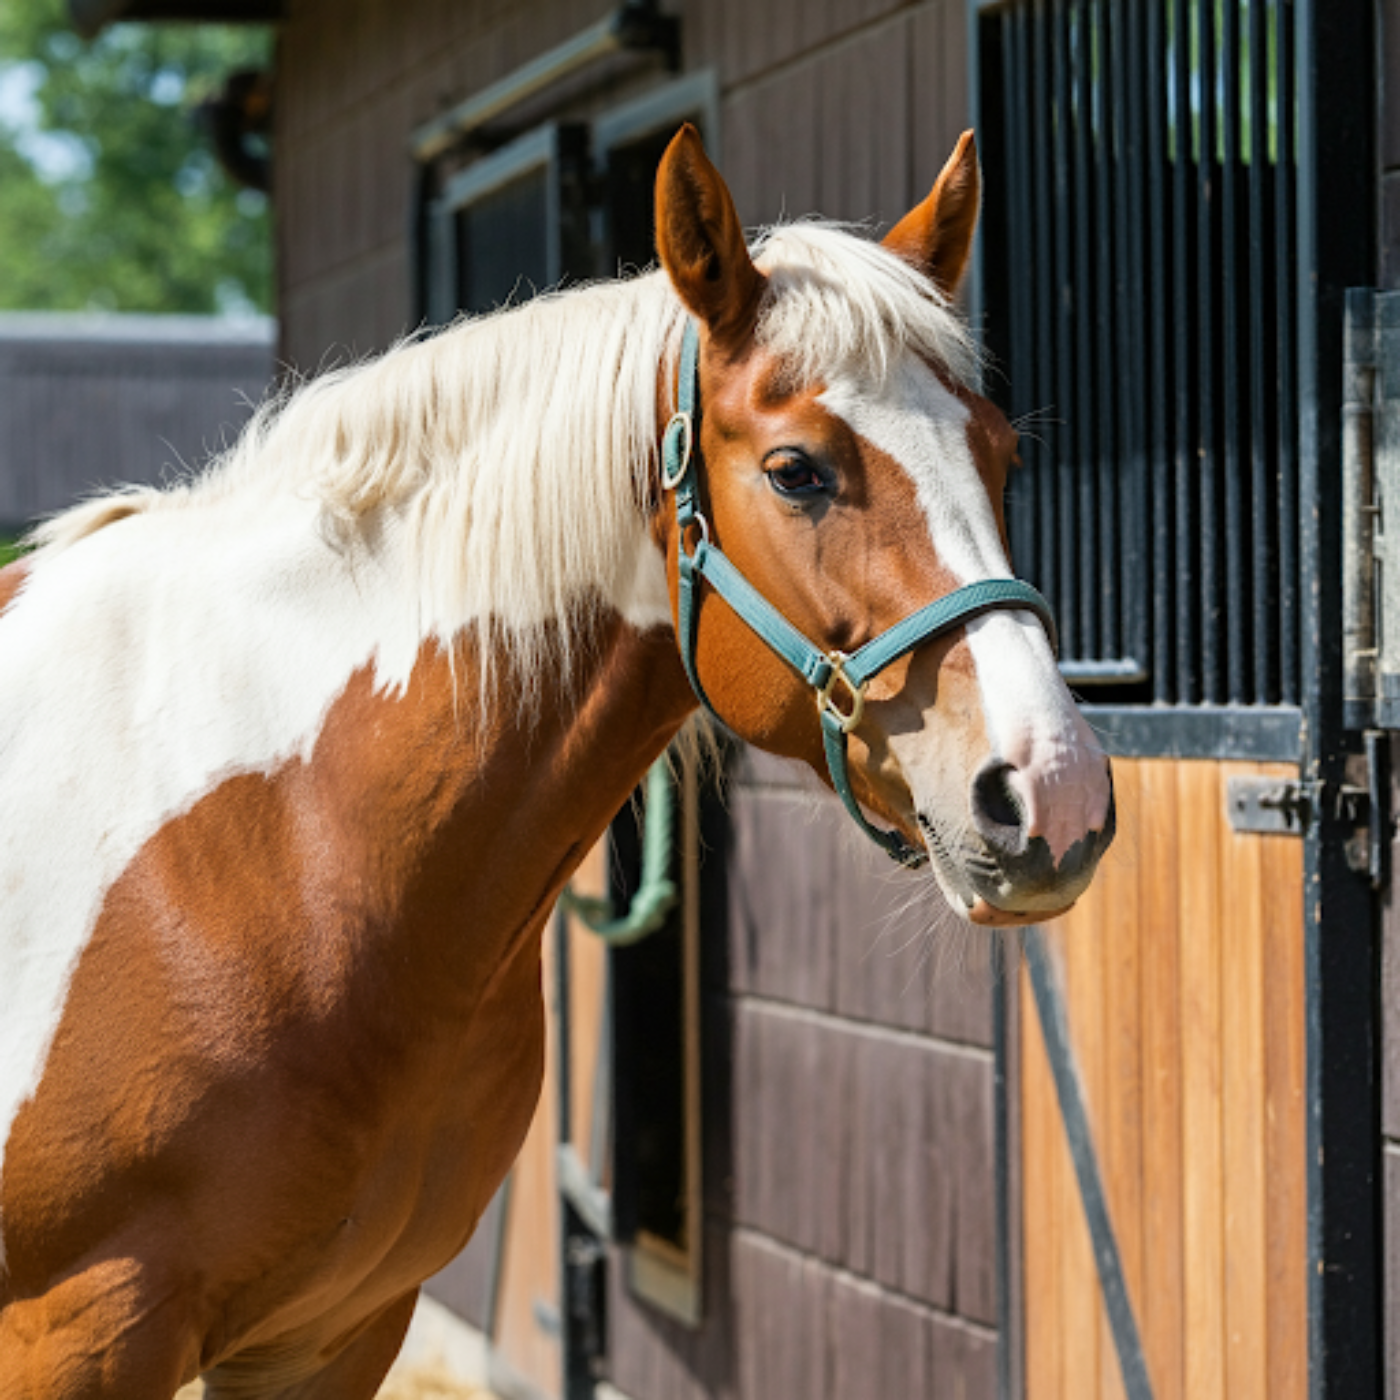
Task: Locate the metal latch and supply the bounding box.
[1226,776,1314,835]
[1225,734,1392,890]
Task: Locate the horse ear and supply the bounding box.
[655,124,765,344]
[882,129,982,297]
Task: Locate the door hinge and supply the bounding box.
[1342,730,1392,890]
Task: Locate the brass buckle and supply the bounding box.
[662,411,694,490]
[816,651,866,733]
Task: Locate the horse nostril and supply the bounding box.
[971,761,1026,850]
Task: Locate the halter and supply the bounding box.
[663,319,1058,868]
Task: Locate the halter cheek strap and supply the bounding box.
[662,319,1058,869]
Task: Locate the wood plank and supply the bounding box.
[1053,901,1110,1399]
[1177,761,1225,1400]
[1022,954,1064,1400]
[1092,756,1139,1400]
[1220,762,1269,1400]
[490,939,560,1396]
[1259,762,1308,1399]
[1052,924,1101,1400]
[1137,758,1185,1400]
[564,839,608,1171]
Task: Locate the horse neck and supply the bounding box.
[311,608,696,990]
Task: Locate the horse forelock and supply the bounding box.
[752,222,982,395]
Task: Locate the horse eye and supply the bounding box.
[765,452,826,498]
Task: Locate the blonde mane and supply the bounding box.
[29,223,977,681]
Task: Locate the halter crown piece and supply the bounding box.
[663,319,1059,868]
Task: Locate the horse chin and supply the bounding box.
[917,813,1080,928]
[966,896,1076,927]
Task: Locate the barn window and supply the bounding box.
[978,0,1301,718]
[424,123,589,323]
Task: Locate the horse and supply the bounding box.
[0,126,1113,1398]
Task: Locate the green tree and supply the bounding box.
[0,0,272,314]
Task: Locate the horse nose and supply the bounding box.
[969,756,1117,888]
[970,761,1029,856]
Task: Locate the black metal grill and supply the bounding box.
[980,0,1299,706]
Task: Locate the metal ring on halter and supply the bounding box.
[815,651,866,733]
[662,411,694,490]
[679,511,710,556]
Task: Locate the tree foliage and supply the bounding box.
[0,0,272,314]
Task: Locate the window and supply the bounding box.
[425,123,589,322]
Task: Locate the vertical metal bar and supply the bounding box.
[1296,0,1380,1391]
[1221,0,1246,700]
[1342,289,1377,729]
[1002,8,1036,580]
[1277,0,1300,703]
[1053,0,1080,661]
[1197,0,1221,701]
[1032,1,1059,626]
[1148,0,1174,700]
[1073,0,1099,658]
[1113,0,1148,680]
[1248,0,1276,702]
[1093,0,1118,661]
[1173,0,1198,703]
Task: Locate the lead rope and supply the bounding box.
[559,757,679,945]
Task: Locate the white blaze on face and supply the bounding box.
[819,354,1109,865]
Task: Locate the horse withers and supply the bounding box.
[0,128,1111,1397]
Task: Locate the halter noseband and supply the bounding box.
[662,319,1058,869]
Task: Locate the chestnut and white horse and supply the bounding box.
[0,128,1112,1397]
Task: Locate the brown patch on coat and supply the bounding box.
[1,621,694,1394]
[0,558,28,616]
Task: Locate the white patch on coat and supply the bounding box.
[0,493,666,1269]
[819,354,1109,865]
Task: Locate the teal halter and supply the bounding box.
[663,319,1058,869]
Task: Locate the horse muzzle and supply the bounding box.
[920,758,1117,925]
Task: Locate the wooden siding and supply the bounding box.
[0,314,273,530]
[1021,758,1307,1400]
[605,748,998,1400]
[275,0,973,371]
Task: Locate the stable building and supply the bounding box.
[68,1,1400,1397]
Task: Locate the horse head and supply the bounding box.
[653,126,1114,926]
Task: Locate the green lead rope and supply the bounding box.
[559,757,679,946]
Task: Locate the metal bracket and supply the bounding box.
[1226,776,1315,835]
[1228,739,1391,889]
[1345,289,1400,728]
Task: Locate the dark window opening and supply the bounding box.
[979,0,1299,707]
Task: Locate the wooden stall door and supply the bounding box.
[1020,758,1307,1400]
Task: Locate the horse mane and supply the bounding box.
[27,223,977,681]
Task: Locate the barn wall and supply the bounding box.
[274,0,974,369]
[272,2,993,1398]
[604,748,997,1400]
[0,314,273,531]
